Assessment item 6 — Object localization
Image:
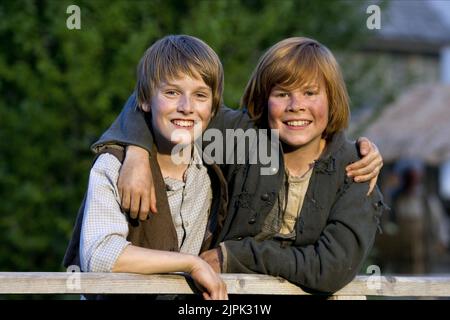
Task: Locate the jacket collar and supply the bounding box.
[277,131,347,175]
[314,131,347,174]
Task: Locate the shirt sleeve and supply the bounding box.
[79,153,131,272]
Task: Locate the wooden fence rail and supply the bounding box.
[1,273,450,299]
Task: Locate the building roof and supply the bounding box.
[365,0,450,54]
[363,84,450,164]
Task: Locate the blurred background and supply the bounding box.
[0,0,449,283]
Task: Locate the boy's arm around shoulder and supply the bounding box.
[91,92,154,154]
[208,105,255,133]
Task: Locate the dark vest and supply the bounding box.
[63,146,228,271]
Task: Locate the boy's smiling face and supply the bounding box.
[267,78,329,150]
[142,72,213,148]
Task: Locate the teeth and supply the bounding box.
[286,120,311,127]
[172,120,194,127]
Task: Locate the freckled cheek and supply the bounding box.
[198,102,213,116]
[316,108,328,122]
[201,112,212,129]
[267,100,285,129]
[312,102,329,127]
[151,99,172,132]
[196,103,213,126]
[151,96,171,115]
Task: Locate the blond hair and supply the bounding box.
[136,35,223,115]
[241,37,350,140]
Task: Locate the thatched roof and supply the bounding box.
[363,84,450,165]
[364,0,450,54]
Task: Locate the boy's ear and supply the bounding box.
[141,102,150,112]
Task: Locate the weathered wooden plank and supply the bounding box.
[0,273,305,295]
[335,275,450,297]
[0,272,449,297]
[0,272,193,295]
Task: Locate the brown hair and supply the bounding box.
[136,35,224,115]
[241,37,350,140]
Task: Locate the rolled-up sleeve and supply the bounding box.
[80,154,131,272]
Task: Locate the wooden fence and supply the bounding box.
[1,273,450,299]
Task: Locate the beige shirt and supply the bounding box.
[221,166,313,272]
[279,168,313,235]
[164,146,212,254]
